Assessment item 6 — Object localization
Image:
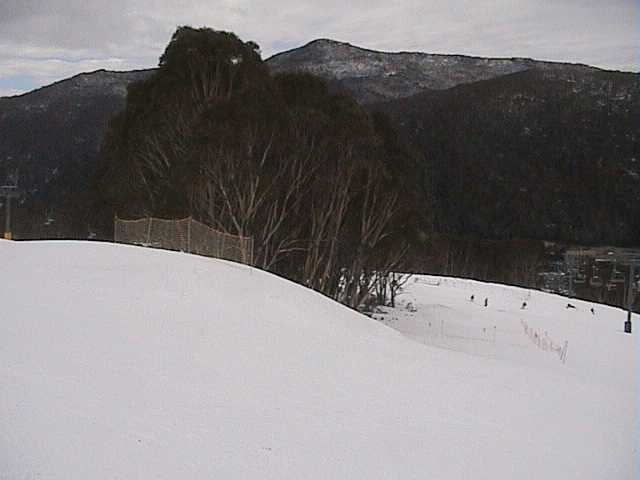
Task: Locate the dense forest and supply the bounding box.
[92,27,429,308]
[376,67,640,246]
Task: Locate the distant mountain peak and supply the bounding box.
[266,39,614,104]
[305,38,350,47]
[267,39,531,102]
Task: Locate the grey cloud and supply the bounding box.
[1,0,638,95]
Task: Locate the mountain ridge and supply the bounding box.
[0,38,637,247]
[268,38,613,71]
[2,39,630,103]
[266,38,624,104]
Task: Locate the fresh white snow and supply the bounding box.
[0,241,636,479]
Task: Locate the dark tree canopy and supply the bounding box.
[92,27,428,308]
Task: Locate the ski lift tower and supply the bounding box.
[0,185,21,240]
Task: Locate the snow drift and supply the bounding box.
[0,241,636,479]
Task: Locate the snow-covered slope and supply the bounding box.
[0,241,636,479]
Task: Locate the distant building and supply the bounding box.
[562,247,640,309]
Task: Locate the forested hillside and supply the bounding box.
[0,70,152,236]
[376,67,640,245]
[271,39,640,246]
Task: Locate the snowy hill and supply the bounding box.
[0,241,636,479]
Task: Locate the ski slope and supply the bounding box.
[0,241,636,479]
[375,276,636,391]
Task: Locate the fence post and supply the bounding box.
[242,236,250,265]
[187,217,192,253]
[146,217,152,245]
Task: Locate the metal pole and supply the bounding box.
[625,263,634,334]
[627,261,636,310]
[4,195,11,240]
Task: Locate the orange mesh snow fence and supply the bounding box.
[114,216,253,265]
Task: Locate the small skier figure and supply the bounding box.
[470,294,475,302]
[484,298,488,307]
[521,301,527,309]
[590,307,595,315]
[566,303,576,309]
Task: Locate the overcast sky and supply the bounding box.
[1,0,638,96]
